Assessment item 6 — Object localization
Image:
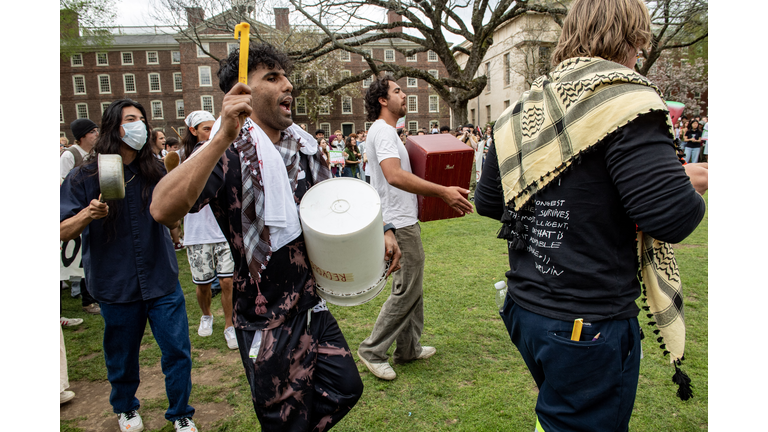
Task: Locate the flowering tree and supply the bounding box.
[646,52,708,115]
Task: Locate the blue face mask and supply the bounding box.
[121,120,148,151]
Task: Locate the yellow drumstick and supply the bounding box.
[234,22,250,84]
[571,318,583,341]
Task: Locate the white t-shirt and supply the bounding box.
[183,204,227,246]
[367,119,418,228]
[60,145,89,182]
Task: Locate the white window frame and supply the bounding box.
[197,43,210,58]
[96,52,108,66]
[407,77,417,88]
[60,104,64,123]
[318,97,330,115]
[123,74,136,93]
[228,43,238,55]
[406,53,417,62]
[148,73,161,92]
[146,51,159,64]
[98,74,111,94]
[73,75,86,95]
[429,95,439,113]
[76,103,89,119]
[151,100,164,119]
[362,76,373,87]
[504,100,510,109]
[364,122,373,131]
[317,71,328,87]
[101,102,111,114]
[295,97,307,115]
[427,50,438,62]
[173,72,183,92]
[176,100,185,119]
[199,66,212,87]
[341,70,351,79]
[340,51,351,62]
[407,95,418,113]
[201,95,214,115]
[408,121,418,133]
[171,51,181,64]
[320,123,331,137]
[341,96,353,114]
[428,70,439,80]
[292,72,304,86]
[71,53,83,67]
[384,49,395,62]
[121,52,133,65]
[430,120,439,130]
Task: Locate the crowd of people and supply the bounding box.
[674,115,709,164]
[59,1,708,431]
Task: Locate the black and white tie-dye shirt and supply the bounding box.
[191,133,325,331]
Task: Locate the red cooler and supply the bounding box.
[405,134,474,222]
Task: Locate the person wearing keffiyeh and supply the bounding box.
[475,1,707,431]
[151,43,402,432]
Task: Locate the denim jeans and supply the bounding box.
[500,296,641,432]
[684,146,701,163]
[100,281,194,421]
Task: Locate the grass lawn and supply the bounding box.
[60,193,708,431]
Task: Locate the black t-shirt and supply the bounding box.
[685,129,702,148]
[475,111,705,322]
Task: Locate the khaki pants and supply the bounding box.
[60,326,69,393]
[359,223,426,363]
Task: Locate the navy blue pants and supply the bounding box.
[500,296,641,432]
[100,281,194,421]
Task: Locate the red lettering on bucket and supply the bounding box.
[310,261,355,282]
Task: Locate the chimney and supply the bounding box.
[275,8,290,33]
[60,9,79,39]
[387,10,402,33]
[185,7,205,27]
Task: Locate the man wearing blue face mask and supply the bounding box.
[60,99,198,432]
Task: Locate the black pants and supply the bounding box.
[80,277,97,307]
[236,309,363,432]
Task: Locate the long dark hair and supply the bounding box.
[365,75,395,122]
[181,125,199,162]
[80,99,164,235]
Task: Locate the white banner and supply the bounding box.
[60,236,85,281]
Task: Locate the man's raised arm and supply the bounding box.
[151,83,253,226]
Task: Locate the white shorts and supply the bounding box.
[186,241,234,284]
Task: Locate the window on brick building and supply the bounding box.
[228,43,238,55]
[199,66,212,86]
[407,77,417,88]
[317,71,328,86]
[408,121,418,133]
[171,51,181,64]
[73,75,86,95]
[96,53,108,66]
[201,95,214,114]
[406,53,417,62]
[318,97,330,115]
[362,76,373,87]
[407,95,418,113]
[151,100,163,119]
[123,74,136,93]
[197,43,210,57]
[121,52,133,65]
[384,49,395,62]
[429,95,439,113]
[149,73,161,92]
[176,100,185,119]
[71,53,83,67]
[173,73,183,91]
[76,103,89,119]
[147,51,159,64]
[365,122,373,131]
[342,96,353,114]
[320,123,331,136]
[340,51,350,61]
[292,72,303,86]
[98,75,111,94]
[341,70,351,79]
[295,97,307,115]
[428,50,438,62]
[101,102,111,114]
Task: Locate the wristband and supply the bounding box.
[383,223,396,234]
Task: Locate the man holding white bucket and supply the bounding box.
[150,43,401,431]
[357,76,474,380]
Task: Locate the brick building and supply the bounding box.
[59,9,451,141]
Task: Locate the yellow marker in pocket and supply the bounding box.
[571,318,583,341]
[234,22,251,84]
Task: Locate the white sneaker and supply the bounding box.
[198,315,213,337]
[224,326,238,350]
[417,346,437,360]
[60,317,83,327]
[60,390,75,404]
[173,417,197,432]
[357,349,396,380]
[117,410,144,432]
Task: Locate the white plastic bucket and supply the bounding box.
[299,177,387,306]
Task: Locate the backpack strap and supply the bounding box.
[67,147,84,168]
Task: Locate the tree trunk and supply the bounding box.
[450,100,469,130]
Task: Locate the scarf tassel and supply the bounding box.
[672,362,694,401]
